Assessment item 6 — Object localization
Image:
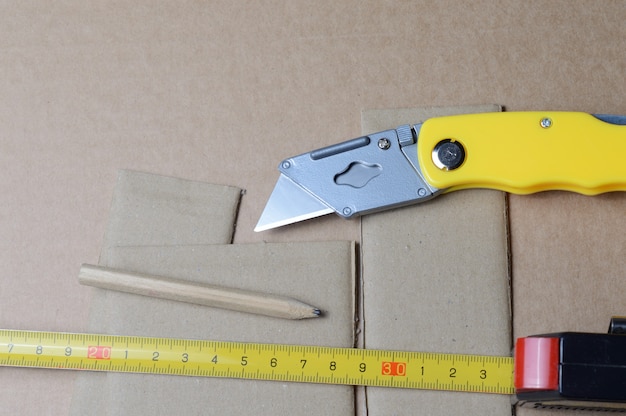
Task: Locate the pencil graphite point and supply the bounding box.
[312,308,322,317]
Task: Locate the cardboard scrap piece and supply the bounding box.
[73,242,355,415]
[70,171,356,416]
[101,170,243,248]
[360,105,513,416]
[70,171,241,414]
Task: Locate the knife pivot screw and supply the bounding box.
[432,139,465,171]
[342,207,353,216]
[418,188,427,197]
[377,138,391,150]
[540,117,552,128]
[281,161,292,169]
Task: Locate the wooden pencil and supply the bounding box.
[78,264,322,320]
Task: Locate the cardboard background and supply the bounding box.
[1,1,625,414]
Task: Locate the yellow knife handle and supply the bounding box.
[417,112,626,195]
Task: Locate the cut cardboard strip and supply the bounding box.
[71,171,356,415]
[72,242,356,415]
[101,170,243,249]
[360,105,513,416]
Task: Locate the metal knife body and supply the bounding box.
[256,112,626,232]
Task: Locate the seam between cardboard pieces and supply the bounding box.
[230,188,246,244]
[504,192,514,350]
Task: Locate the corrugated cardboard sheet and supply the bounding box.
[70,171,356,415]
[2,2,625,415]
[360,105,512,416]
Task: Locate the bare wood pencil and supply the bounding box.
[78,264,321,320]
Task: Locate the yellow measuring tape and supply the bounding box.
[0,329,514,394]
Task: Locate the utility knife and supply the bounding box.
[255,112,626,232]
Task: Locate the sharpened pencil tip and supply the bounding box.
[312,308,322,317]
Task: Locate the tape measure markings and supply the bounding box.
[1,329,514,394]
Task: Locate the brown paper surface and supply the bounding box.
[70,171,355,415]
[2,2,625,414]
[360,105,513,416]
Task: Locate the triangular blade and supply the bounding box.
[255,174,333,232]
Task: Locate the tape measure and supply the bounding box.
[0,329,514,394]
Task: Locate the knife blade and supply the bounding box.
[256,112,626,232]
